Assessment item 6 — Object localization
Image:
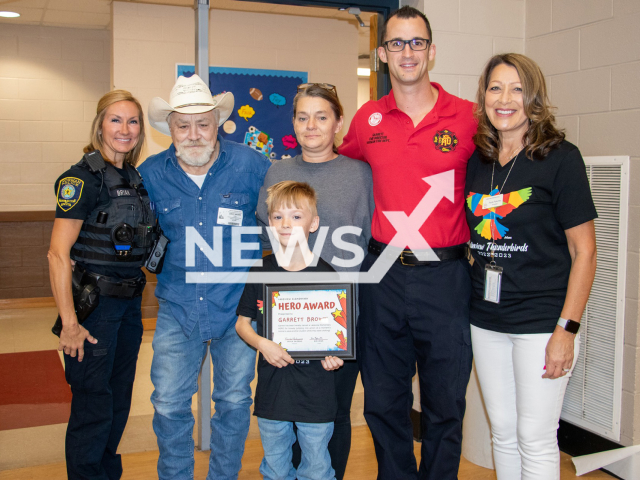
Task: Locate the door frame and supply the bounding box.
[234,0,397,97]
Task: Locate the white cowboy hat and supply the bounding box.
[148,74,234,136]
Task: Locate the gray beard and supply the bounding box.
[175,142,215,167]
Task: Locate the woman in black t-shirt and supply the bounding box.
[48,90,152,479]
[465,54,597,480]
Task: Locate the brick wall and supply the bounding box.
[0,218,53,299]
[0,24,110,212]
[0,213,158,320]
[419,0,525,102]
[525,0,640,448]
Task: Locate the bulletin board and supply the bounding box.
[177,65,307,161]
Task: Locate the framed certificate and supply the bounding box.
[263,283,355,360]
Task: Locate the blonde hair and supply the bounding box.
[85,90,146,167]
[266,181,318,217]
[474,53,565,163]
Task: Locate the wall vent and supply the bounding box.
[561,156,630,442]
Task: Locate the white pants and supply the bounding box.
[471,325,580,480]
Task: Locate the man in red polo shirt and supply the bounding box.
[339,6,476,480]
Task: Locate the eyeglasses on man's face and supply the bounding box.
[383,38,431,52]
[297,83,337,95]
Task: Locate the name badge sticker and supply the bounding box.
[483,194,504,210]
[217,207,243,226]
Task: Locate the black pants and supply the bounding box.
[358,253,472,480]
[64,295,143,480]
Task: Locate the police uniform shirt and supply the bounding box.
[55,161,141,279]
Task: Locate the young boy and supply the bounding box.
[236,181,343,480]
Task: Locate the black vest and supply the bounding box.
[70,153,157,268]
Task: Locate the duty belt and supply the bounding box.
[368,238,468,266]
[73,265,146,298]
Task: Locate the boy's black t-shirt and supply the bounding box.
[236,254,339,423]
[54,160,141,279]
[464,141,597,334]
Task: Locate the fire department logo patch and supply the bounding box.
[57,177,84,212]
[368,112,382,126]
[433,129,458,153]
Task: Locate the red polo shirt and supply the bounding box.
[339,84,476,249]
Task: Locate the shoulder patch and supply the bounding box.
[57,177,84,211]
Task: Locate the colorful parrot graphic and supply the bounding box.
[466,187,532,240]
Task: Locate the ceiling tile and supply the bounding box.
[0,0,48,8]
[131,0,192,5]
[213,0,276,12]
[0,6,42,24]
[42,9,110,28]
[47,0,110,14]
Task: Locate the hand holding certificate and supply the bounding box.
[264,283,355,360]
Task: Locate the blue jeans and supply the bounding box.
[65,295,143,480]
[150,300,256,480]
[258,417,335,480]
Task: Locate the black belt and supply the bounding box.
[368,238,468,266]
[74,266,146,298]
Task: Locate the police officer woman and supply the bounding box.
[48,90,156,479]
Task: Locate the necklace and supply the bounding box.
[488,145,523,263]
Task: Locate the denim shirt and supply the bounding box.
[138,136,270,340]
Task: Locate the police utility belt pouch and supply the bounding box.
[367,238,468,266]
[51,266,146,337]
[144,231,169,274]
[52,267,100,337]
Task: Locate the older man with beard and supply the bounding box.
[138,74,270,480]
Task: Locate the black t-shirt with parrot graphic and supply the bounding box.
[465,141,597,334]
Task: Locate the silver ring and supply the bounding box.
[562,368,570,372]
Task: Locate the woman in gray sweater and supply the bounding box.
[256,83,374,479]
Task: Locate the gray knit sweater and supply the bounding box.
[256,154,374,272]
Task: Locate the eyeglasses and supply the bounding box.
[297,83,337,95]
[383,38,431,52]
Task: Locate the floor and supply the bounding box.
[0,303,614,479]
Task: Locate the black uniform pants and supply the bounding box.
[358,253,472,480]
[64,295,143,480]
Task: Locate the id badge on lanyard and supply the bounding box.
[484,263,503,304]
[482,151,521,304]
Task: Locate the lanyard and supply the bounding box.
[488,146,523,265]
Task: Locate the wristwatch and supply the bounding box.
[557,317,580,334]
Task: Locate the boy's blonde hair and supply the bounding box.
[266,181,318,217]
